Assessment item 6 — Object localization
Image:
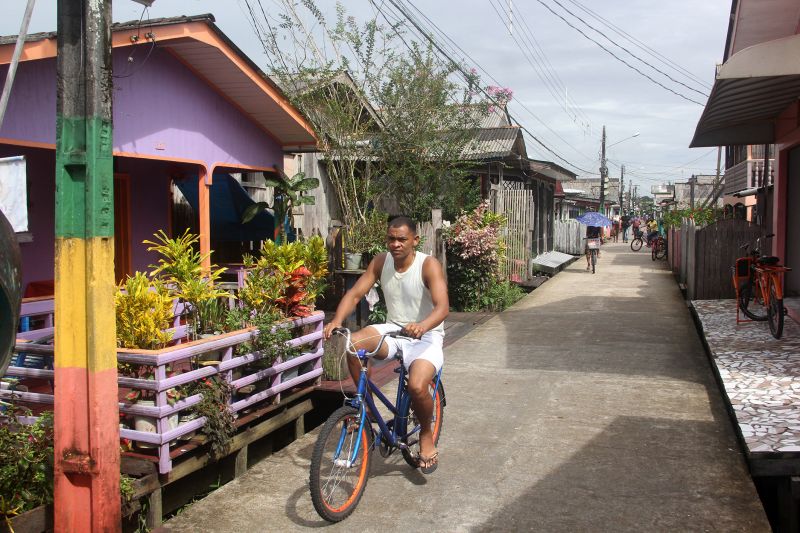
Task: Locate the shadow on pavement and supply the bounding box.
[472,415,766,532]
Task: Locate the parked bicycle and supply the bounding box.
[651,235,667,261]
[309,327,445,522]
[732,234,792,339]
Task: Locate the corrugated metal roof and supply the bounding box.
[461,126,521,160]
[691,34,800,147]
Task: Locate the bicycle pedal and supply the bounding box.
[393,367,401,373]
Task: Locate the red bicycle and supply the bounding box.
[732,234,792,339]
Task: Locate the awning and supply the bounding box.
[176,174,275,243]
[690,34,800,147]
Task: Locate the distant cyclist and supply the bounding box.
[322,215,448,474]
[646,218,659,246]
[585,225,601,271]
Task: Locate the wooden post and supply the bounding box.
[145,488,163,530]
[234,446,248,478]
[198,165,211,274]
[54,1,121,530]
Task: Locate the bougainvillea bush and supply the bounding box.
[442,201,523,311]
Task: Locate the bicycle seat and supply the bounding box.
[758,256,780,265]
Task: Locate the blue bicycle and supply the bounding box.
[309,327,445,522]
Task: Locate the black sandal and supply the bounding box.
[417,451,439,474]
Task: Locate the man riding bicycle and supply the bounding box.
[322,215,449,474]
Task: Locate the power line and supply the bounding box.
[392,0,598,169]
[533,0,706,106]
[515,7,594,130]
[563,0,712,91]
[488,0,592,131]
[547,0,708,98]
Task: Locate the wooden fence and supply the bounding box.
[554,219,583,256]
[668,218,765,300]
[490,188,535,282]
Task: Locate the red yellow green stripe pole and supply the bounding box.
[54,1,120,530]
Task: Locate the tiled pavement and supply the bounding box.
[692,299,800,453]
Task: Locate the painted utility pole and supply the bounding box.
[598,125,607,214]
[619,164,625,214]
[54,1,120,530]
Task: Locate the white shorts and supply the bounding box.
[369,323,444,372]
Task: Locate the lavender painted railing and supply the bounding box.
[2,311,324,474]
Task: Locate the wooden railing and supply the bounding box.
[2,312,324,474]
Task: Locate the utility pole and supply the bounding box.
[619,164,625,215]
[599,125,607,214]
[54,1,120,530]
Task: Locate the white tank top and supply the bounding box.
[380,251,444,335]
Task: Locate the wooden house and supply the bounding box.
[0,14,315,292]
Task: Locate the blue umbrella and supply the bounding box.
[576,211,613,227]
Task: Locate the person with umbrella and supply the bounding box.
[575,212,612,273]
[584,224,601,271]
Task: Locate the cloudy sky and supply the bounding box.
[2,0,731,194]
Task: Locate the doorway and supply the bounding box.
[114,174,131,283]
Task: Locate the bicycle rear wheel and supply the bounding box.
[310,406,372,522]
[739,279,768,321]
[631,238,642,252]
[591,249,597,273]
[401,380,445,469]
[767,277,784,339]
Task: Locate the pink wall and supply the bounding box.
[773,102,800,261]
[0,47,284,170]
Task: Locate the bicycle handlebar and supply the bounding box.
[332,327,412,358]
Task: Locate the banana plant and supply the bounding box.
[241,170,319,244]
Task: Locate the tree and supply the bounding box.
[374,43,485,221]
[253,2,489,224]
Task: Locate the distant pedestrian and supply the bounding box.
[621,216,630,242]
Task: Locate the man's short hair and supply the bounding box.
[387,215,417,235]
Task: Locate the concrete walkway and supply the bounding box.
[162,242,769,532]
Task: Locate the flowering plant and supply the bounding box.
[442,202,510,311]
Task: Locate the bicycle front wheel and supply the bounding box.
[767,277,784,339]
[310,406,372,522]
[739,279,768,321]
[401,380,445,469]
[631,238,642,252]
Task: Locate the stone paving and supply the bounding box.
[692,299,800,454]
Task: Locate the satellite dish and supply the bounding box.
[0,209,21,378]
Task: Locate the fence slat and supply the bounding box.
[554,219,583,256]
[684,218,765,300]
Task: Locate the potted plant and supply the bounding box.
[115,272,174,351]
[143,230,228,340]
[344,210,388,269]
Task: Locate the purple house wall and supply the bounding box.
[0,47,287,290]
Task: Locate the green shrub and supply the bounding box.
[0,408,53,521]
[481,280,525,311]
